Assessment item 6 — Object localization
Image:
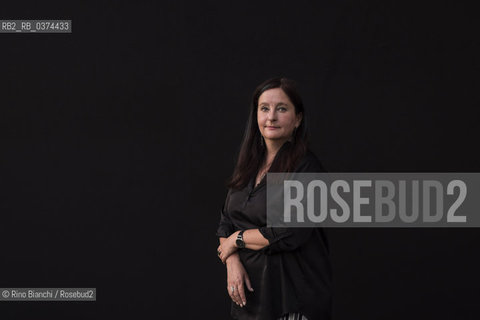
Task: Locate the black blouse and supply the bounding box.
[216,147,332,320]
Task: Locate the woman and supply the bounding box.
[216,77,332,320]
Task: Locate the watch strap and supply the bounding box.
[236,230,245,248]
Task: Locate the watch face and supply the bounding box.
[236,239,244,248]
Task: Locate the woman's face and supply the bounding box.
[257,88,302,143]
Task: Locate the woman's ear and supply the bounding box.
[295,112,303,127]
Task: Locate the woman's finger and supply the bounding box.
[244,274,254,292]
[227,286,236,305]
[231,284,242,306]
[228,285,240,306]
[237,282,246,307]
[221,250,231,264]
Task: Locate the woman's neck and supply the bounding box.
[264,139,287,164]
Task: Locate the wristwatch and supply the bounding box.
[236,230,246,248]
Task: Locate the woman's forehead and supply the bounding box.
[258,88,292,105]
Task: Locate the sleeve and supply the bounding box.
[215,189,235,238]
[259,226,314,254]
[259,152,326,255]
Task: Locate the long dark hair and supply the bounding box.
[227,77,308,190]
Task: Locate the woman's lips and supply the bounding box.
[266,126,279,130]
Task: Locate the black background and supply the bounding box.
[1,1,479,319]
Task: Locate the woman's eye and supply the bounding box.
[260,106,269,111]
[278,107,287,112]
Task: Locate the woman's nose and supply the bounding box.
[267,109,277,121]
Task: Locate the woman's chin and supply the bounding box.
[264,136,289,143]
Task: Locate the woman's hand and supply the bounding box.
[217,231,239,264]
[226,254,254,307]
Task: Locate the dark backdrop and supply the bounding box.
[1,1,479,319]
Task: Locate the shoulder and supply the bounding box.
[294,149,326,173]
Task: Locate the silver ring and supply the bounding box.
[230,286,235,293]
